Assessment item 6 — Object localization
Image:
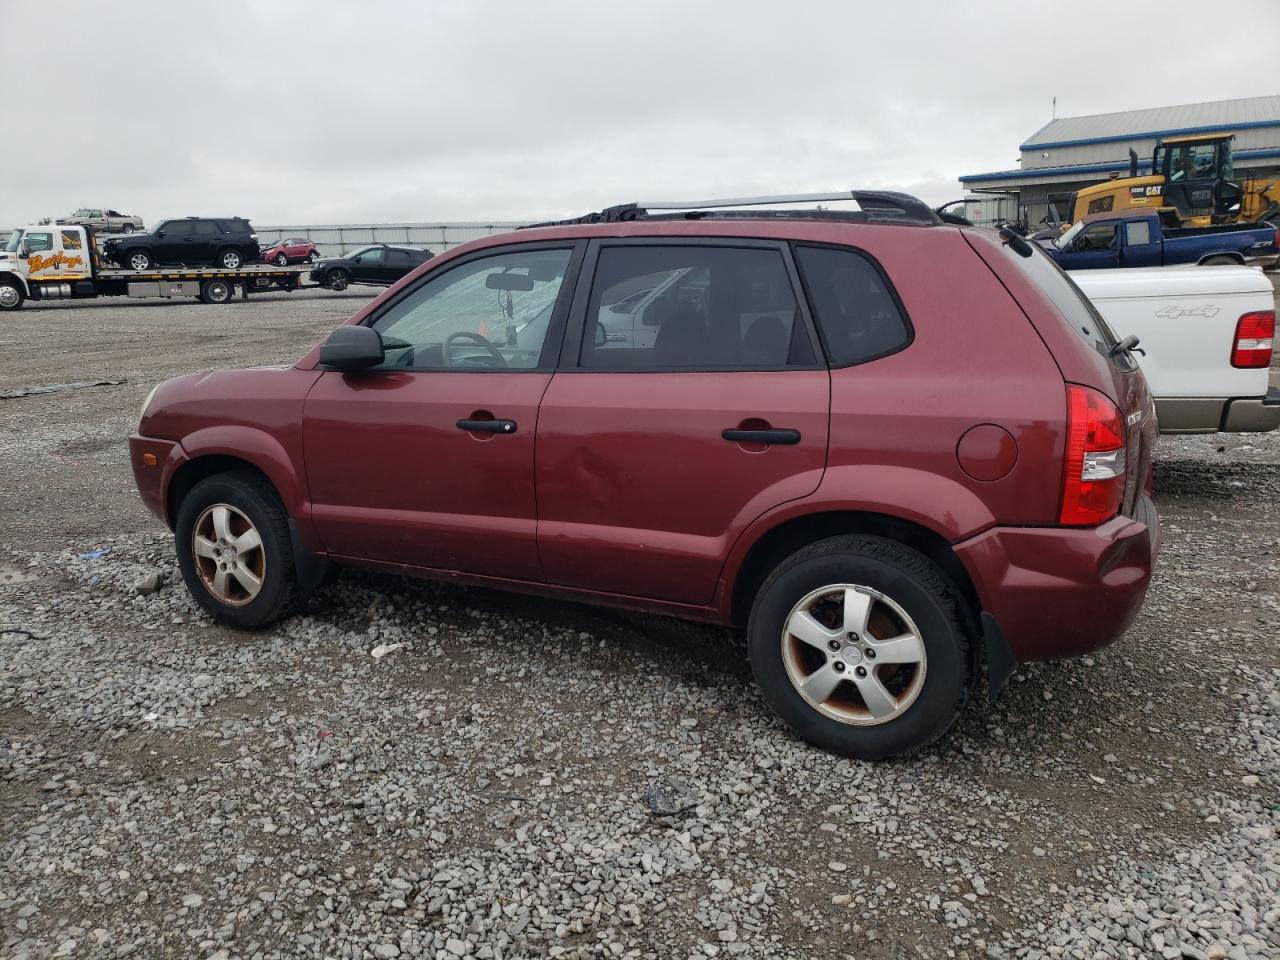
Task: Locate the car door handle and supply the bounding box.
[457,418,517,434]
[721,428,801,445]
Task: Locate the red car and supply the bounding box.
[261,237,320,266]
[129,191,1160,759]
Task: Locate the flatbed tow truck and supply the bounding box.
[0,223,307,311]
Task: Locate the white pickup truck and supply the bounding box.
[1072,265,1278,434]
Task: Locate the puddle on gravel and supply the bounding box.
[0,564,39,585]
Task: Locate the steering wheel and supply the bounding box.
[443,331,508,368]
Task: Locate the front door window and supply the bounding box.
[371,248,572,370]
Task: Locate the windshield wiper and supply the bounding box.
[1109,333,1145,358]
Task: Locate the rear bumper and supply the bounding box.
[1222,387,1280,432]
[955,495,1160,662]
[1155,391,1280,433]
[128,435,186,525]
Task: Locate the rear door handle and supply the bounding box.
[457,418,517,434]
[721,428,801,445]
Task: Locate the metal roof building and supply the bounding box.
[960,95,1280,227]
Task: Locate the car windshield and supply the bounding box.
[5,230,23,253]
[1056,221,1085,249]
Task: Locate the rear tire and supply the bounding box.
[0,280,24,311]
[175,472,298,628]
[218,248,244,270]
[308,251,320,263]
[127,250,152,271]
[201,278,233,304]
[328,269,350,291]
[1201,255,1238,266]
[123,224,135,234]
[747,536,971,759]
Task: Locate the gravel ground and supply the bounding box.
[1,286,1277,960]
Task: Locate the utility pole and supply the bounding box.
[1052,96,1057,119]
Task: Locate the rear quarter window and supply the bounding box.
[793,245,911,366]
[1012,243,1119,354]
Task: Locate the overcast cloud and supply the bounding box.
[3,0,1277,228]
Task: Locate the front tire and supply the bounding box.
[123,224,135,234]
[0,280,24,311]
[127,250,152,271]
[747,536,971,759]
[275,253,288,266]
[219,248,244,270]
[175,472,298,628]
[328,269,350,291]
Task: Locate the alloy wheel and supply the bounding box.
[192,503,266,606]
[780,584,927,725]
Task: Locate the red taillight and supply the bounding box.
[1231,310,1275,368]
[1060,384,1127,526]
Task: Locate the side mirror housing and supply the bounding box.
[18,240,30,258]
[319,325,384,371]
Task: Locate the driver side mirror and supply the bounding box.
[18,240,30,259]
[319,325,384,371]
[156,230,166,238]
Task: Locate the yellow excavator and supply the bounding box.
[1066,132,1280,229]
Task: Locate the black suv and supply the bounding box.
[104,218,261,271]
[310,244,433,290]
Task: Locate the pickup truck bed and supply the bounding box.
[1072,265,1278,433]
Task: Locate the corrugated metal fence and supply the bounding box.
[254,222,526,258]
[0,222,527,258]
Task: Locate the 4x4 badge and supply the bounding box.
[1154,304,1219,319]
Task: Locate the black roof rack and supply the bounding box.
[524,190,941,229]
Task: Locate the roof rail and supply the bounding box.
[524,190,941,229]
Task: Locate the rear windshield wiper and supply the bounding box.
[1109,333,1145,358]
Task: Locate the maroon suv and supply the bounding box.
[129,191,1160,759]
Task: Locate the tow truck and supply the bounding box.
[0,223,306,311]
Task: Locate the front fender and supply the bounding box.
[0,271,30,296]
[178,425,312,535]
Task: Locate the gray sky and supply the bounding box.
[3,0,1277,228]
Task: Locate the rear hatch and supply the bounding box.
[963,229,1156,519]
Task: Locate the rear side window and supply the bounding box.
[1008,242,1118,352]
[579,245,813,370]
[1125,220,1151,246]
[194,221,219,237]
[793,245,910,366]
